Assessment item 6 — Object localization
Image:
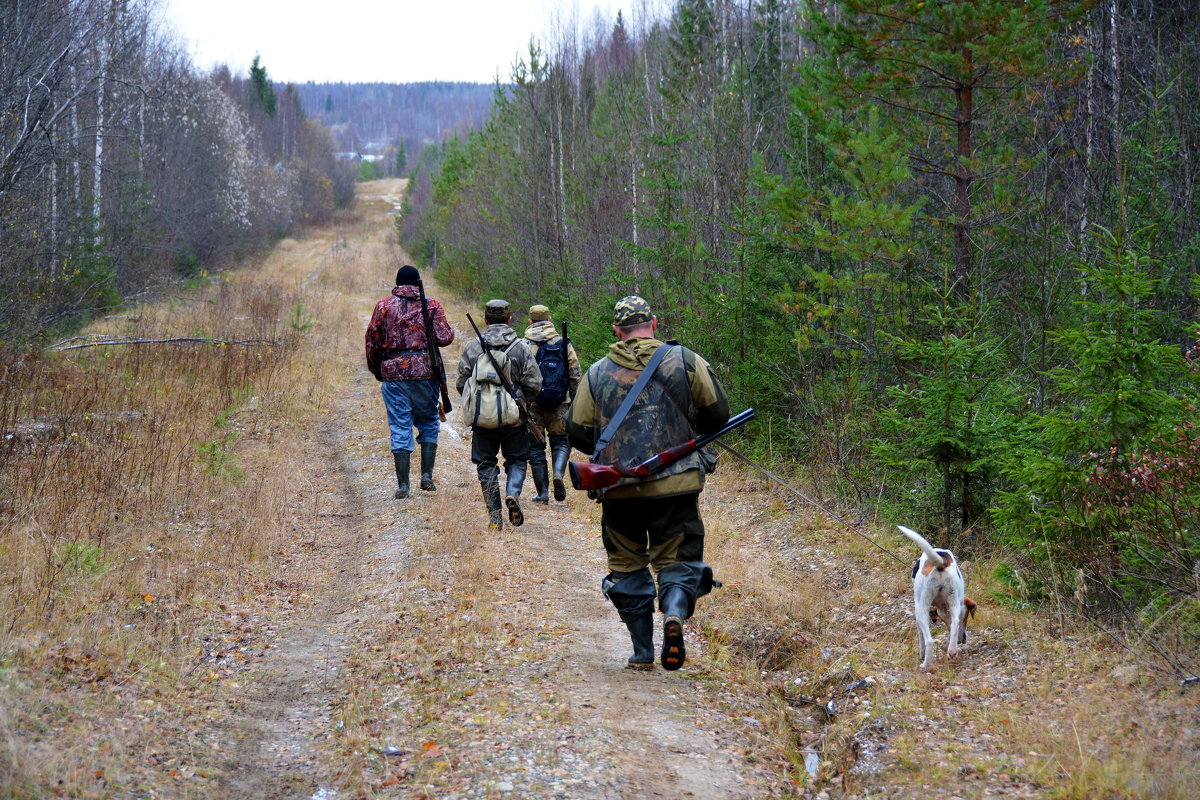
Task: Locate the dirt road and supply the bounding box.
[210,180,792,799]
[204,180,1198,800]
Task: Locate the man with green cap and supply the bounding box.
[567,295,730,671]
[455,299,542,529]
[522,304,582,504]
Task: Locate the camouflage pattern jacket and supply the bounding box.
[567,337,729,499]
[523,320,583,420]
[455,323,543,406]
[365,285,455,382]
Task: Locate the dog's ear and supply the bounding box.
[963,597,978,619]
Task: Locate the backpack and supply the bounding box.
[533,336,570,411]
[462,340,522,429]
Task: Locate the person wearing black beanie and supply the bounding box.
[395,265,420,286]
[365,265,455,498]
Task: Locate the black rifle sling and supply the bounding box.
[417,279,452,413]
[591,342,675,462]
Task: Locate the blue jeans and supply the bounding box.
[381,379,440,453]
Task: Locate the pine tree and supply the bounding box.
[994,225,1195,608]
[249,55,277,117]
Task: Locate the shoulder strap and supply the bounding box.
[592,343,675,461]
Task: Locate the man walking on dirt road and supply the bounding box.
[522,304,582,505]
[567,295,730,671]
[456,299,542,530]
[365,265,455,499]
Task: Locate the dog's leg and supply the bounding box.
[958,597,977,645]
[946,592,964,660]
[914,594,935,669]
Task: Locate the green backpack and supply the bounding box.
[462,340,522,429]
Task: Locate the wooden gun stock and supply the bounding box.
[569,408,755,491]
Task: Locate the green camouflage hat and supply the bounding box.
[613,295,653,326]
[528,304,551,321]
[484,299,511,322]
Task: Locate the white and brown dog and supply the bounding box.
[898,525,977,670]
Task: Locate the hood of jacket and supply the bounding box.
[392,285,421,300]
[523,320,560,343]
[606,337,662,370]
[482,323,518,348]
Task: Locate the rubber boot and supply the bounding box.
[660,585,689,670]
[481,478,503,530]
[392,452,411,499]
[550,437,571,502]
[530,458,550,504]
[504,461,526,526]
[620,613,655,671]
[419,441,437,491]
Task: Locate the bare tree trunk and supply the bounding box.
[1081,17,1098,244]
[630,141,639,248]
[92,14,108,248]
[952,46,974,305]
[555,97,567,256]
[50,157,59,274]
[1109,0,1125,234]
[138,82,145,175]
[71,63,81,206]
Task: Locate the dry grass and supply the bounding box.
[0,189,399,797]
[693,466,1200,798]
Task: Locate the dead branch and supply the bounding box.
[48,336,276,352]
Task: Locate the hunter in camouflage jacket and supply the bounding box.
[365,285,454,382]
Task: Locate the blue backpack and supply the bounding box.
[533,335,570,411]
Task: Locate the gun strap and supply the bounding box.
[592,342,674,461]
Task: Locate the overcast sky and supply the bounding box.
[159,0,658,85]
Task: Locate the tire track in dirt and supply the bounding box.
[215,357,419,798]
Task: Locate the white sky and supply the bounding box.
[159,0,657,84]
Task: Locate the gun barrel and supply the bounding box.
[694,408,755,448]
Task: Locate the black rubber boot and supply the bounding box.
[530,459,550,504]
[481,478,503,529]
[392,452,411,499]
[621,613,655,671]
[504,461,526,526]
[419,442,437,491]
[660,585,689,670]
[550,437,571,502]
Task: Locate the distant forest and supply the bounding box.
[0,1,360,342]
[292,82,496,163]
[0,1,501,343]
[405,0,1200,632]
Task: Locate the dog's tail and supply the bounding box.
[897,525,946,567]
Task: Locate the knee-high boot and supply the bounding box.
[530,458,550,504]
[504,461,527,526]
[603,569,658,669]
[392,452,411,499]
[419,442,438,491]
[480,475,503,529]
[660,585,690,671]
[620,612,655,670]
[550,436,571,502]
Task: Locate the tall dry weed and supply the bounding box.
[0,213,379,690]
